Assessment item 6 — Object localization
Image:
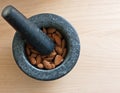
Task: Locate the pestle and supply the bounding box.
[1,5,55,55]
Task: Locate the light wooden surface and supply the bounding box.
[0,0,120,93]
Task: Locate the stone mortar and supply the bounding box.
[12,13,80,81]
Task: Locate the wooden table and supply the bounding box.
[0,0,120,93]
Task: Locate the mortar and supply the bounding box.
[2,6,80,81]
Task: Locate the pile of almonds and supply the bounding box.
[26,27,67,70]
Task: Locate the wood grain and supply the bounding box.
[0,0,120,93]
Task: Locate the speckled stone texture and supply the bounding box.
[12,13,80,81]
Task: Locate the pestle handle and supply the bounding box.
[1,5,54,55]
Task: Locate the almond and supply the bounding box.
[62,48,67,58]
[43,60,52,70]
[42,27,47,33]
[51,33,56,41]
[56,31,62,38]
[54,55,63,66]
[51,63,55,69]
[44,57,53,61]
[31,53,37,58]
[36,55,42,64]
[47,27,56,33]
[54,34,61,46]
[61,39,66,49]
[47,34,54,40]
[49,50,57,57]
[41,55,47,59]
[37,63,44,69]
[55,46,63,55]
[31,49,40,54]
[26,47,30,56]
[29,57,37,65]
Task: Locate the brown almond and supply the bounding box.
[49,50,57,57]
[37,63,44,69]
[29,57,37,65]
[44,57,53,61]
[47,27,56,33]
[61,39,66,49]
[43,60,52,70]
[41,55,47,59]
[55,46,63,55]
[36,55,42,64]
[62,48,67,58]
[42,27,47,33]
[54,55,63,66]
[26,47,30,56]
[56,31,62,38]
[31,53,37,58]
[31,49,40,54]
[52,33,55,38]
[47,34,54,40]
[54,34,61,46]
[51,63,55,69]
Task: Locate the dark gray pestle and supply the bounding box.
[1,5,54,55]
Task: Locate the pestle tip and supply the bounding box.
[1,5,13,18]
